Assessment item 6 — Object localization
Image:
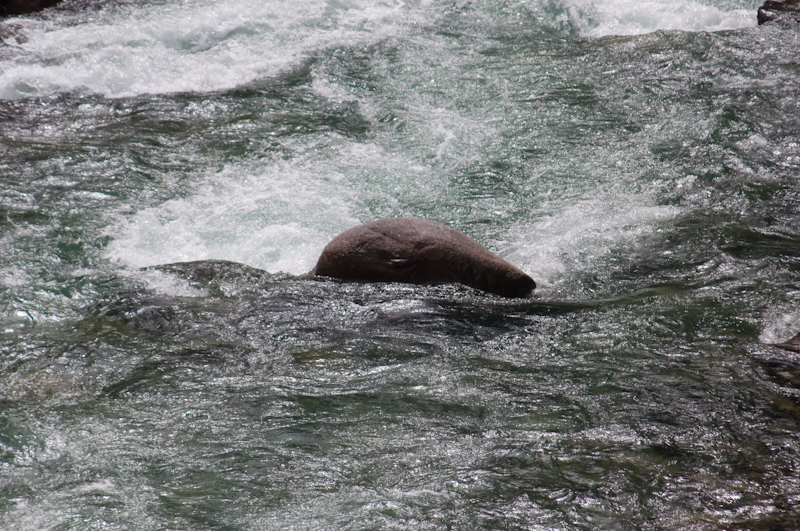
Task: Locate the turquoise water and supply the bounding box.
[2,0,800,529]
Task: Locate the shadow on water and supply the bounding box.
[131,259,681,336]
[55,259,689,402]
[82,258,670,390]
[756,335,800,422]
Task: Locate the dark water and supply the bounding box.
[2,0,800,529]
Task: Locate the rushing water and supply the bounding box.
[2,0,800,529]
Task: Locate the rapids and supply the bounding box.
[2,0,800,529]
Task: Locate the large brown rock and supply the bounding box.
[758,0,800,25]
[313,217,536,298]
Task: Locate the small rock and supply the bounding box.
[0,22,27,43]
[772,332,800,352]
[758,0,800,25]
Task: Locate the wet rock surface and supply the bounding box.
[758,0,800,25]
[313,218,536,298]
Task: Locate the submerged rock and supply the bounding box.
[313,217,536,298]
[150,259,272,286]
[0,22,26,43]
[0,0,61,17]
[758,0,800,25]
[772,332,800,352]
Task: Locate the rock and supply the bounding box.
[313,217,536,298]
[0,0,62,17]
[758,0,800,25]
[150,260,271,286]
[0,22,27,43]
[772,332,800,352]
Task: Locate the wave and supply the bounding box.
[560,0,756,38]
[0,0,414,99]
[0,0,758,100]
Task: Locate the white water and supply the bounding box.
[102,142,679,285]
[71,0,751,287]
[104,158,359,275]
[0,0,757,100]
[0,0,761,285]
[0,0,418,98]
[6,3,800,530]
[562,0,755,37]
[0,0,763,312]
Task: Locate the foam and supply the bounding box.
[0,0,758,99]
[0,0,413,99]
[561,0,756,38]
[103,161,358,275]
[509,196,679,290]
[759,302,800,345]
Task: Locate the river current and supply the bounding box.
[2,0,800,529]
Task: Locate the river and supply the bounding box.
[2,0,800,529]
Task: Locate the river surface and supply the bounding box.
[2,0,800,529]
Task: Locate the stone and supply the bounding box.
[0,22,26,44]
[772,332,800,353]
[758,0,800,25]
[313,217,536,298]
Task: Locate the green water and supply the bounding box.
[2,0,800,529]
